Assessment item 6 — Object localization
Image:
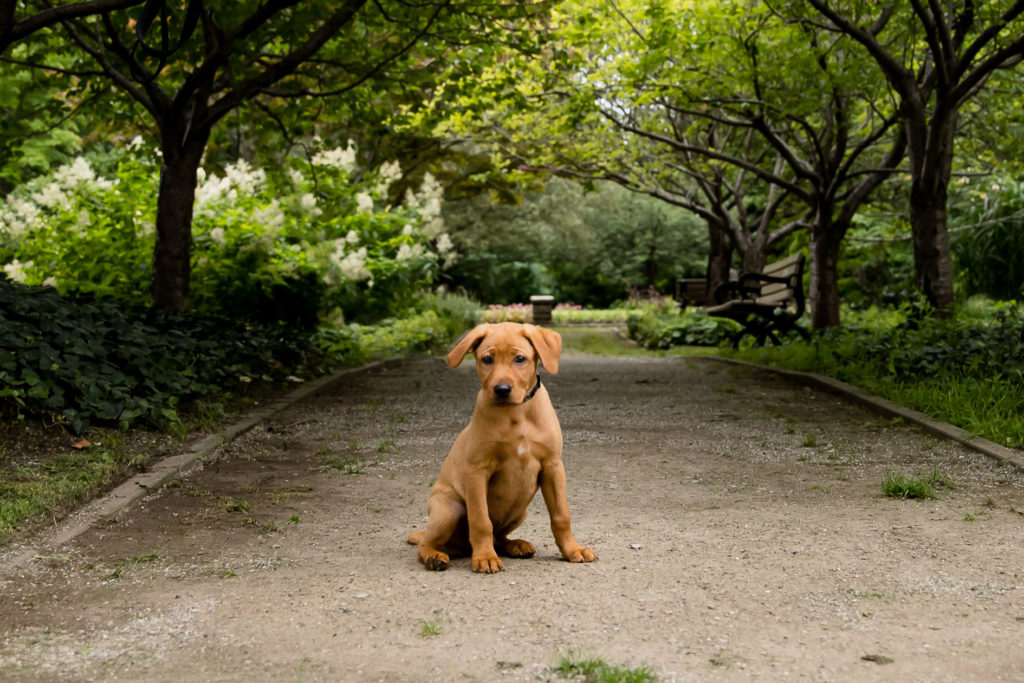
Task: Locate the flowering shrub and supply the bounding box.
[0,140,456,324]
[553,307,631,324]
[480,302,633,324]
[481,303,533,323]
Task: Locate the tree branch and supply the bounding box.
[0,0,145,53]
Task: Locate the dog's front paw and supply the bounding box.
[472,553,504,574]
[419,548,450,571]
[563,545,597,563]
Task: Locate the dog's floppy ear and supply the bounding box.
[522,324,562,374]
[446,324,490,368]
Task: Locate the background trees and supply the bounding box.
[797,0,1024,314]
[2,0,1024,322]
[403,0,1024,325]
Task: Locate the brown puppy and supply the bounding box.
[407,322,596,573]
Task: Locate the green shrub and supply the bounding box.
[422,291,482,338]
[311,292,480,363]
[626,307,740,348]
[816,298,1024,383]
[951,174,1024,300]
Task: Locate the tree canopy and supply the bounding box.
[2,0,1024,321]
[400,0,1024,325]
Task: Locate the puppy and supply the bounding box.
[407,322,596,573]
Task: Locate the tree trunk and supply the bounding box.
[906,111,957,315]
[705,220,733,299]
[740,248,765,274]
[808,212,843,329]
[151,138,207,313]
[909,183,956,314]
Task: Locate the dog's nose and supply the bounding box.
[493,383,512,399]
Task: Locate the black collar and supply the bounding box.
[522,373,542,404]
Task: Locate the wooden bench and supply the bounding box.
[706,253,809,347]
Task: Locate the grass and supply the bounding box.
[555,654,657,683]
[224,498,250,512]
[882,469,953,500]
[566,314,1021,455]
[0,442,129,540]
[327,456,365,475]
[107,552,158,580]
[419,620,442,637]
[884,376,1024,448]
[747,357,1024,449]
[728,303,1024,450]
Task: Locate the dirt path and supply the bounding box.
[3,350,1024,682]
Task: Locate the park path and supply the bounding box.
[2,349,1024,681]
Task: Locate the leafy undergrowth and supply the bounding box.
[626,307,740,348]
[1,279,316,433]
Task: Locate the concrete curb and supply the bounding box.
[700,356,1024,472]
[0,357,405,576]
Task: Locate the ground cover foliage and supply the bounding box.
[626,306,740,349]
[0,279,310,433]
[623,295,1024,449]
[0,280,473,434]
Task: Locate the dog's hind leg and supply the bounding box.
[417,493,465,571]
[495,510,535,559]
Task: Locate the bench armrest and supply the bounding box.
[713,281,743,304]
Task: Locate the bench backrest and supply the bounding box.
[753,253,804,310]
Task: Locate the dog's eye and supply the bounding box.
[513,355,527,365]
[481,356,494,365]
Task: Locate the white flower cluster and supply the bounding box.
[374,160,402,196]
[402,172,456,266]
[312,141,357,174]
[0,157,113,238]
[329,242,372,285]
[0,197,39,238]
[355,192,374,214]
[1,156,118,280]
[195,159,267,208]
[2,258,31,283]
[396,242,424,262]
[405,172,445,238]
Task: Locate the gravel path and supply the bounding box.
[2,351,1024,681]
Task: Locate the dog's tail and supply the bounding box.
[407,530,425,545]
